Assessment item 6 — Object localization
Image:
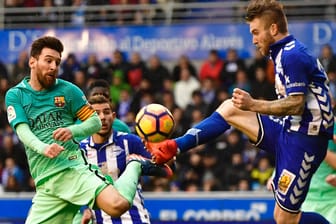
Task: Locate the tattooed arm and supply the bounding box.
[232,88,305,116]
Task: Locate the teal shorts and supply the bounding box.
[25,163,109,224]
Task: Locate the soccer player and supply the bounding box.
[79,95,172,224]
[86,79,131,134]
[146,1,334,224]
[5,36,167,224]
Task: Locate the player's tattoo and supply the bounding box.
[252,94,305,116]
[266,95,305,116]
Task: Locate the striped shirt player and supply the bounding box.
[258,34,335,213]
[80,131,151,224]
[145,2,335,222]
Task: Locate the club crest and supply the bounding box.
[54,96,65,107]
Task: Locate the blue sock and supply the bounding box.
[175,112,230,153]
[299,212,330,224]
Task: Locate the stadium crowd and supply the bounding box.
[0,43,335,194]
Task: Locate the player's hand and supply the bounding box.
[81,208,93,224]
[232,88,254,110]
[43,143,64,158]
[145,139,178,164]
[53,127,73,142]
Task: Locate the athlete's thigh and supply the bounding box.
[272,132,328,213]
[25,189,79,224]
[216,99,260,142]
[52,164,109,208]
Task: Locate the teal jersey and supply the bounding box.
[5,77,89,186]
[306,124,336,201]
[113,118,131,133]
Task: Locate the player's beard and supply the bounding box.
[36,63,57,89]
[259,31,276,56]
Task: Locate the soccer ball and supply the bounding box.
[135,104,175,142]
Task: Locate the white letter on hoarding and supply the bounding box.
[9,31,27,51]
[313,23,332,45]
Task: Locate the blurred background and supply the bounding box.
[0,0,336,223]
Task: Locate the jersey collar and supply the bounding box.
[269,35,295,61]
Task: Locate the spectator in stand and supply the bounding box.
[247,48,275,84]
[170,107,189,139]
[318,44,336,74]
[160,90,178,113]
[0,77,10,112]
[130,79,154,114]
[59,53,81,83]
[82,53,105,86]
[0,58,9,80]
[220,48,246,89]
[223,152,250,191]
[200,78,216,105]
[174,67,200,110]
[201,152,223,191]
[0,134,28,173]
[247,48,268,81]
[72,70,88,94]
[116,89,132,122]
[71,0,86,27]
[109,70,131,105]
[184,90,209,125]
[108,0,138,25]
[172,55,197,82]
[228,69,251,96]
[144,54,171,94]
[250,66,276,100]
[207,89,230,116]
[127,52,148,90]
[39,0,58,25]
[238,178,251,191]
[327,70,336,109]
[177,150,204,191]
[108,50,130,83]
[11,50,29,85]
[199,49,224,85]
[250,156,274,190]
[1,157,25,192]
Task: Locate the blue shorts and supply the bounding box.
[255,114,328,213]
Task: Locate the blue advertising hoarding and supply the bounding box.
[0,192,275,223]
[0,21,336,63]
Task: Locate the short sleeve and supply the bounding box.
[282,51,309,95]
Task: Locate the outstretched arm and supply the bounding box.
[53,112,101,142]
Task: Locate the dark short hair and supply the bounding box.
[87,79,110,91]
[30,36,64,58]
[88,95,114,111]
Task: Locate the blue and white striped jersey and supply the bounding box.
[270,35,334,138]
[80,131,151,224]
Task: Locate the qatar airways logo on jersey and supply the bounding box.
[29,111,64,130]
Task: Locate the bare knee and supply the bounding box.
[103,198,130,217]
[216,99,237,123]
[95,186,131,217]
